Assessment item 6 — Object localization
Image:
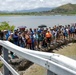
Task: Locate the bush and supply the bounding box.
[0,21,15,31]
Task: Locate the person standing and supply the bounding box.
[8,33,14,59]
[45,30,52,45]
[13,31,19,45]
[0,30,4,55]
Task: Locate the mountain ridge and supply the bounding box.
[0,3,76,15]
[0,7,53,13]
[16,7,53,12]
[51,3,76,14]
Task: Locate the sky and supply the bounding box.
[0,0,76,11]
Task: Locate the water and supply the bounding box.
[0,15,76,29]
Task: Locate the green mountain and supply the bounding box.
[51,3,76,14]
[0,3,76,15]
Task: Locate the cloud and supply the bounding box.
[0,0,76,11]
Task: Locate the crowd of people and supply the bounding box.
[0,24,76,58]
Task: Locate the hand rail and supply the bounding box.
[0,56,19,75]
[0,40,76,75]
[0,71,3,75]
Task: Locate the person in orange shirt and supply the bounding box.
[45,31,52,44]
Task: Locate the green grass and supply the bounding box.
[53,43,76,58]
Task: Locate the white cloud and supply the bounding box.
[0,0,76,11]
[40,0,44,2]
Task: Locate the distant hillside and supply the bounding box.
[51,3,76,14]
[0,3,76,15]
[9,7,53,13]
[58,3,76,10]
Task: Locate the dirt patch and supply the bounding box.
[23,64,46,75]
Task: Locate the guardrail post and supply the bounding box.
[3,47,9,75]
[47,70,56,75]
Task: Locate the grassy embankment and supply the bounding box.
[53,43,76,58]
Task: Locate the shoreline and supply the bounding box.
[0,14,76,16]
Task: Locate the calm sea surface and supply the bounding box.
[0,15,76,29]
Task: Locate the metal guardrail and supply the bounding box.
[0,40,76,75]
[0,56,19,75]
[0,71,3,75]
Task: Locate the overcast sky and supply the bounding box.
[0,0,76,11]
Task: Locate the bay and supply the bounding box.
[0,15,76,29]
